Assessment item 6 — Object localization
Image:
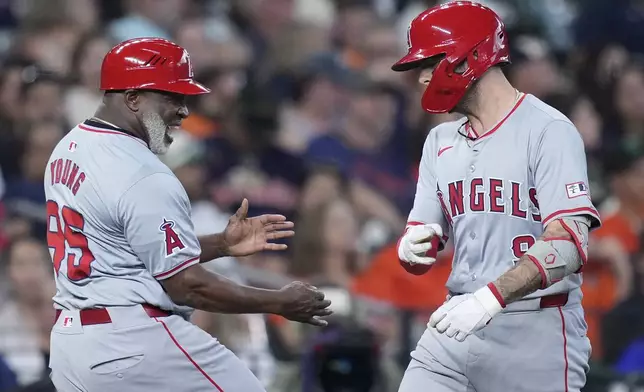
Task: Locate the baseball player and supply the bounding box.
[393,3,600,392]
[45,37,332,392]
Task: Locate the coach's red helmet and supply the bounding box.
[100,37,210,95]
[392,1,509,113]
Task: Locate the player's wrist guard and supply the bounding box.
[524,216,590,289]
[475,284,505,316]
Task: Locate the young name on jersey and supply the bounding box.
[49,158,86,196]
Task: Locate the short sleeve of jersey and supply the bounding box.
[531,120,601,229]
[117,172,201,280]
[407,131,450,243]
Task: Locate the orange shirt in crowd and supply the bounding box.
[581,203,640,360]
[352,242,452,311]
[180,114,219,139]
[592,207,640,254]
[580,261,618,360]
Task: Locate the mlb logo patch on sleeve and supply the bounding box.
[566,182,588,199]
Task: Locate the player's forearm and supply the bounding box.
[185,275,285,314]
[163,265,285,314]
[492,220,573,304]
[491,257,543,304]
[197,233,230,261]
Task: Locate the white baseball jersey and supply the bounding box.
[44,120,201,315]
[409,94,601,297]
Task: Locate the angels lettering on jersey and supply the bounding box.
[437,178,543,226]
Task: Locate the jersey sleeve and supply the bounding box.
[407,132,450,245]
[532,120,601,229]
[117,172,201,280]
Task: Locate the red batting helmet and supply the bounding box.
[392,1,510,113]
[100,37,210,95]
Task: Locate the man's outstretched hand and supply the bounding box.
[276,281,333,327]
[223,199,295,257]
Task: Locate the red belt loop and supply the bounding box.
[54,305,171,325]
[539,293,569,308]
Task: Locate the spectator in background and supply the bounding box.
[11,20,78,77]
[19,71,67,129]
[0,60,33,125]
[108,0,188,42]
[0,60,36,180]
[229,0,295,73]
[64,32,112,125]
[594,147,644,262]
[612,61,644,153]
[0,238,55,387]
[290,196,363,287]
[269,197,363,361]
[332,0,377,70]
[275,52,349,155]
[583,146,644,360]
[181,65,249,140]
[59,0,99,35]
[505,35,571,99]
[3,122,64,241]
[601,250,644,374]
[306,78,411,231]
[174,15,253,74]
[268,196,405,391]
[262,21,333,102]
[573,0,644,56]
[298,165,349,213]
[206,103,307,219]
[362,21,409,88]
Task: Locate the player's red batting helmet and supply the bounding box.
[100,37,210,95]
[392,1,510,113]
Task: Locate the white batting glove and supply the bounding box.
[397,224,443,266]
[428,284,504,342]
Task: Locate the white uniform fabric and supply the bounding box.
[45,121,200,317]
[45,120,266,391]
[399,94,600,392]
[407,94,600,298]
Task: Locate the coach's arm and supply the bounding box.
[162,265,331,326]
[164,198,332,325]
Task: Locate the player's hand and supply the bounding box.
[428,285,503,342]
[276,281,333,327]
[224,198,295,257]
[398,223,443,265]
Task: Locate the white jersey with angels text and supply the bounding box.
[409,94,601,297]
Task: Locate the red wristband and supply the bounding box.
[487,282,506,308]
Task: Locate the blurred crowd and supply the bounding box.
[0,0,643,391]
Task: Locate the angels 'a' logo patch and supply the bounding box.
[159,218,185,257]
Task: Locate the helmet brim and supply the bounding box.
[391,52,427,72]
[392,49,446,72]
[163,79,211,95]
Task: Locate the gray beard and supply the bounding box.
[142,111,171,154]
